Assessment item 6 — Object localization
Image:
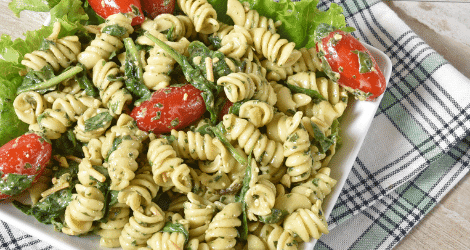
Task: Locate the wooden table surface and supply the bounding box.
[1,0,469,249]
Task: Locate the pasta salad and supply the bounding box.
[0,0,386,249]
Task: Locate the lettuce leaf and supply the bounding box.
[8,0,61,17]
[208,0,352,49]
[0,0,89,146]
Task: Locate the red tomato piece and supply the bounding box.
[88,0,144,26]
[141,0,176,19]
[315,24,386,101]
[130,84,206,134]
[0,133,52,201]
[218,97,233,122]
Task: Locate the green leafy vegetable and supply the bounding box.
[310,120,338,154]
[161,222,189,244]
[123,38,152,104]
[285,83,326,103]
[17,65,56,94]
[258,208,289,224]
[75,63,99,97]
[0,172,35,196]
[8,0,61,17]
[84,112,113,132]
[16,66,83,94]
[210,123,247,166]
[51,130,84,157]
[188,41,232,82]
[101,24,128,37]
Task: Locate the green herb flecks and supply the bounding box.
[258,208,289,224]
[101,24,128,37]
[352,50,374,74]
[161,222,189,244]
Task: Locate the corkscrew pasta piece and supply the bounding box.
[270,82,311,115]
[92,59,132,116]
[266,111,303,143]
[120,203,166,250]
[13,91,46,125]
[223,114,285,168]
[242,58,267,78]
[251,27,301,67]
[218,25,254,61]
[153,14,197,41]
[118,167,160,211]
[258,224,298,250]
[170,129,229,164]
[245,177,276,220]
[217,72,256,103]
[74,108,113,143]
[147,138,192,193]
[186,238,211,250]
[287,71,348,116]
[205,202,242,250]
[29,92,101,140]
[97,203,130,248]
[283,200,329,242]
[62,158,106,235]
[177,0,220,34]
[146,230,186,250]
[21,23,81,71]
[291,167,337,203]
[78,13,134,69]
[227,0,281,33]
[238,100,274,128]
[144,37,190,90]
[184,192,217,241]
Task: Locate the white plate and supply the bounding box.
[0,23,392,249]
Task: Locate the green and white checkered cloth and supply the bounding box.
[1,0,469,249]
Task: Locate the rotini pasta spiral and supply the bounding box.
[270,82,311,115]
[217,72,256,103]
[13,91,46,125]
[291,167,337,204]
[92,59,132,116]
[147,138,192,193]
[97,203,130,248]
[153,14,197,41]
[258,224,297,250]
[78,13,134,69]
[287,71,348,117]
[227,0,281,33]
[74,108,113,142]
[283,200,329,242]
[177,0,219,34]
[22,23,81,71]
[184,192,217,241]
[238,100,274,128]
[146,231,186,250]
[245,177,276,219]
[218,25,254,61]
[62,158,106,235]
[120,203,166,250]
[266,111,303,143]
[205,202,242,250]
[144,37,190,90]
[118,168,160,211]
[29,93,101,140]
[222,114,284,168]
[170,129,229,164]
[251,27,301,67]
[187,238,211,250]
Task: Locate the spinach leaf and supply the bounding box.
[17,65,56,94]
[84,112,113,132]
[52,130,84,158]
[258,208,288,224]
[13,187,74,231]
[188,41,232,82]
[16,66,83,94]
[123,38,152,104]
[285,83,326,104]
[161,222,189,244]
[0,172,35,196]
[102,24,128,37]
[310,120,338,154]
[75,63,99,97]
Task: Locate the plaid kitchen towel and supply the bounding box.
[1,0,470,249]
